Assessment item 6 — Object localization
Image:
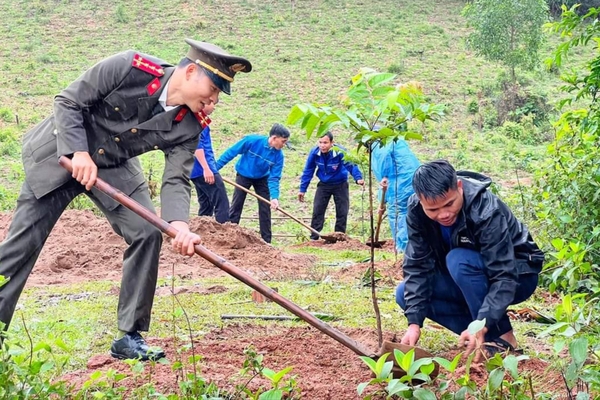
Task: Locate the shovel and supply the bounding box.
[221,176,339,243]
[59,156,434,377]
[366,185,388,248]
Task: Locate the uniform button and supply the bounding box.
[131,128,138,133]
[98,149,105,155]
[53,129,58,136]
[153,145,159,150]
[114,137,120,142]
[114,107,120,112]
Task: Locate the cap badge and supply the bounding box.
[229,63,247,73]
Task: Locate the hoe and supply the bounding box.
[59,156,434,377]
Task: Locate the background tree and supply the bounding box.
[288,69,444,346]
[463,0,548,84]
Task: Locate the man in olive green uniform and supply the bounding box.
[0,39,251,360]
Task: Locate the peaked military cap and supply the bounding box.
[185,39,252,95]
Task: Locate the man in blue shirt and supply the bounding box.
[216,124,289,243]
[298,132,364,240]
[190,103,229,223]
[370,139,421,252]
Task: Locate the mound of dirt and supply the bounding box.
[59,324,565,399]
[0,210,316,287]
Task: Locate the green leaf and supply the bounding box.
[502,355,519,379]
[420,361,435,376]
[53,338,70,352]
[467,319,486,335]
[562,294,573,317]
[32,342,52,353]
[359,355,377,373]
[372,86,395,98]
[407,357,433,376]
[379,360,394,379]
[40,360,55,373]
[403,131,424,141]
[286,105,306,126]
[357,381,371,395]
[400,348,415,372]
[259,388,283,400]
[433,353,462,373]
[375,352,391,375]
[367,72,396,88]
[487,368,504,392]
[537,321,569,337]
[413,388,437,400]
[569,337,588,367]
[387,379,410,395]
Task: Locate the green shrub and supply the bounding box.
[0,108,14,123]
[467,99,479,114]
[387,62,404,74]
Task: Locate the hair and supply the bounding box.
[320,131,334,142]
[412,160,458,200]
[269,123,290,138]
[178,58,205,75]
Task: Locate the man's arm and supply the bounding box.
[298,150,317,200]
[195,128,215,184]
[343,157,364,184]
[161,137,198,223]
[268,152,284,201]
[216,136,248,171]
[473,208,520,328]
[402,204,437,328]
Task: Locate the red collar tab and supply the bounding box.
[174,108,188,122]
[132,54,165,77]
[194,111,212,128]
[146,77,161,96]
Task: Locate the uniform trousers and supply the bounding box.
[0,178,162,333]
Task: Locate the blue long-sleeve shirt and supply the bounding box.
[299,145,363,193]
[216,134,284,199]
[190,126,218,179]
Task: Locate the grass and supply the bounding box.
[0,0,580,389]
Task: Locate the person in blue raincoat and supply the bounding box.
[370,139,420,252]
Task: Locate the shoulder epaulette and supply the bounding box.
[132,54,165,77]
[194,111,212,129]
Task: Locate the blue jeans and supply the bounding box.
[396,248,539,341]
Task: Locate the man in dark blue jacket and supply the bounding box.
[216,124,289,243]
[397,160,544,361]
[190,103,229,223]
[298,132,364,240]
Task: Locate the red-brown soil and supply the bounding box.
[60,325,565,399]
[0,210,320,285]
[0,210,564,398]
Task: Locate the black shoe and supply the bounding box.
[110,331,165,361]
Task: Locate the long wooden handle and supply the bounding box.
[374,185,387,242]
[221,176,324,238]
[58,157,374,357]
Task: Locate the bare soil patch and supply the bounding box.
[60,324,564,399]
[0,210,319,286]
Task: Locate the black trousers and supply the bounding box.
[229,173,271,243]
[0,179,162,333]
[310,181,349,240]
[191,173,229,223]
